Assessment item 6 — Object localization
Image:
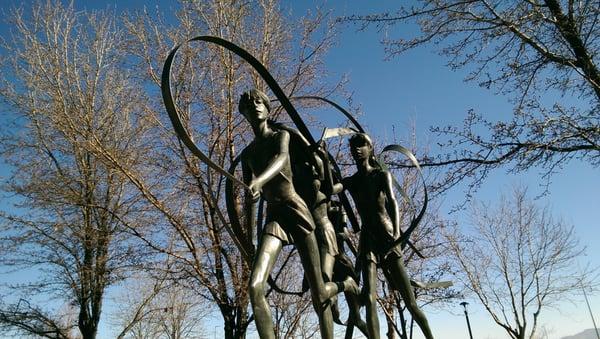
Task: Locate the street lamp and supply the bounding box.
[460,301,474,339]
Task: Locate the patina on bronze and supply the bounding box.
[342,133,434,339]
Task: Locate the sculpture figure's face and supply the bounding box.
[350,135,373,162]
[240,95,268,124]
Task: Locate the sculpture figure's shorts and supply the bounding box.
[262,193,315,245]
[359,230,403,265]
[315,218,339,257]
[356,230,407,291]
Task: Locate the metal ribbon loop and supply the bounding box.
[162,36,426,296]
[290,96,365,134]
[161,38,251,191]
[378,144,428,254]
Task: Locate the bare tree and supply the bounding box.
[267,253,319,339]
[444,186,591,339]
[112,271,210,339]
[0,2,152,338]
[341,1,600,198]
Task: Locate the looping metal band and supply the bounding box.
[161,36,428,296]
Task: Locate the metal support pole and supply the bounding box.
[582,286,600,339]
[460,302,474,339]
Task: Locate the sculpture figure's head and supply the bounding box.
[349,133,374,162]
[238,89,270,125]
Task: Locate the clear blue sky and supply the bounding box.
[0,1,598,339]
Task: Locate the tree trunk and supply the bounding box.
[385,300,397,339]
[78,316,97,339]
[397,306,408,339]
[222,307,248,339]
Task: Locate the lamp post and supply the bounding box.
[582,286,600,339]
[460,301,474,339]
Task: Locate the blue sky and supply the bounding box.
[0,1,598,339]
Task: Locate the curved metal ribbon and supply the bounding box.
[378,144,428,254]
[162,39,251,191]
[175,36,315,143]
[162,37,350,185]
[290,96,365,133]
[224,155,254,263]
[282,97,427,258]
[162,36,424,297]
[162,35,369,228]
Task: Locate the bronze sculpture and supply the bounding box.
[238,89,357,339]
[342,133,434,339]
[161,35,436,339]
[311,142,341,287]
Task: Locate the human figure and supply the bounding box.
[238,89,356,339]
[309,142,369,338]
[342,133,434,339]
[328,200,369,339]
[310,142,343,283]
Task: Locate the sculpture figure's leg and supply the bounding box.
[386,257,434,339]
[295,231,340,339]
[322,251,335,280]
[313,205,336,281]
[344,289,369,339]
[249,233,282,339]
[363,260,380,339]
[315,217,359,297]
[320,240,341,327]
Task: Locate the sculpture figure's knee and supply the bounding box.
[406,300,419,311]
[309,288,329,310]
[249,280,266,302]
